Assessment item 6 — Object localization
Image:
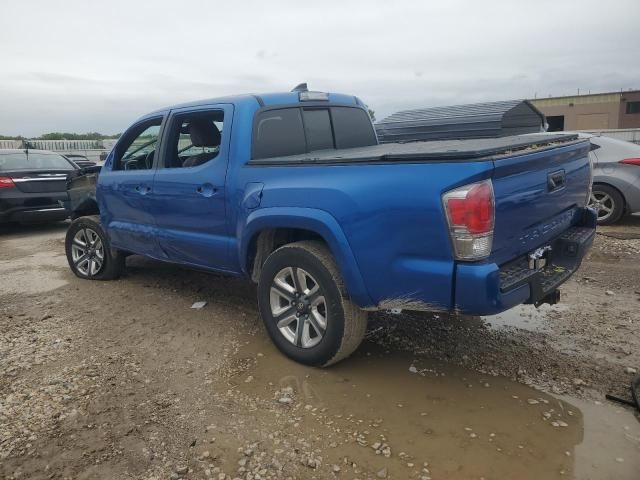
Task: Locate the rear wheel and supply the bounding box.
[257,241,367,367]
[589,184,624,225]
[65,216,125,280]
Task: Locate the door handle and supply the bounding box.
[135,185,151,195]
[196,184,217,197]
[547,170,566,192]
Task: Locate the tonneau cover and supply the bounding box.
[248,133,580,166]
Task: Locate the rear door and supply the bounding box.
[490,139,592,265]
[98,117,164,257]
[151,104,233,270]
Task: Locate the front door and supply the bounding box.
[151,104,233,271]
[98,117,164,257]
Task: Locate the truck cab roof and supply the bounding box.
[142,91,364,122]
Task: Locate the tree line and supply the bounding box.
[0,132,121,140]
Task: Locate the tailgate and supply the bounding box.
[490,140,591,265]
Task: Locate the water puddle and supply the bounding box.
[481,304,566,332]
[227,335,640,479]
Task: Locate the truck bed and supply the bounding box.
[248,133,579,165]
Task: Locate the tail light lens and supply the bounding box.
[0,176,15,189]
[619,158,640,166]
[442,179,494,260]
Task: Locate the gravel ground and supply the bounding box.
[1,218,639,479]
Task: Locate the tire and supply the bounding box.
[589,184,624,225]
[257,240,367,367]
[65,215,125,280]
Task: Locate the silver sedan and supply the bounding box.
[586,134,640,225]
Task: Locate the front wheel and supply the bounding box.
[257,241,367,367]
[65,215,125,280]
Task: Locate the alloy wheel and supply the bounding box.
[589,191,615,222]
[269,267,327,348]
[70,228,105,277]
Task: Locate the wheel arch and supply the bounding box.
[239,207,373,308]
[70,197,100,220]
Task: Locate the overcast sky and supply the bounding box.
[1,0,638,136]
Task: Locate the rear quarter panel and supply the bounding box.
[233,160,493,310]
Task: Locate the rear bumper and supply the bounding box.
[454,208,597,315]
[0,191,68,223]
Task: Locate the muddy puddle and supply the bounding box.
[225,335,640,480]
[481,304,566,332]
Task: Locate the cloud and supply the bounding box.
[0,0,638,136]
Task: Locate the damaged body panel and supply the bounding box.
[63,165,101,219]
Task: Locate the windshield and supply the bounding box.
[0,152,75,171]
[122,137,158,161]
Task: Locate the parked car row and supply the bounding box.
[0,149,108,224]
[0,149,78,224]
[2,134,638,227]
[63,153,97,168]
[582,134,640,225]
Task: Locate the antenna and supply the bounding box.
[291,83,308,93]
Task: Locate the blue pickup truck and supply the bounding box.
[64,86,596,366]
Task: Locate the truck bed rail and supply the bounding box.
[248,133,580,166]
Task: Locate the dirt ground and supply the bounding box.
[1,218,639,480]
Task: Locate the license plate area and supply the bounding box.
[499,226,595,296]
[528,245,552,270]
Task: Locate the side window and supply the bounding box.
[114,119,162,171]
[253,108,306,159]
[303,109,334,151]
[331,107,377,149]
[164,110,224,168]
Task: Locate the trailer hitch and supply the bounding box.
[535,289,561,307]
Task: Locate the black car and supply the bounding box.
[0,149,78,224]
[63,153,97,168]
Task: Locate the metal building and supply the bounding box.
[375,100,545,143]
[530,89,640,131]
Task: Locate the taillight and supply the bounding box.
[619,158,640,166]
[0,176,15,189]
[442,179,494,260]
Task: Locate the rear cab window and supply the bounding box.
[253,108,306,159]
[331,107,377,149]
[252,105,376,160]
[303,109,334,151]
